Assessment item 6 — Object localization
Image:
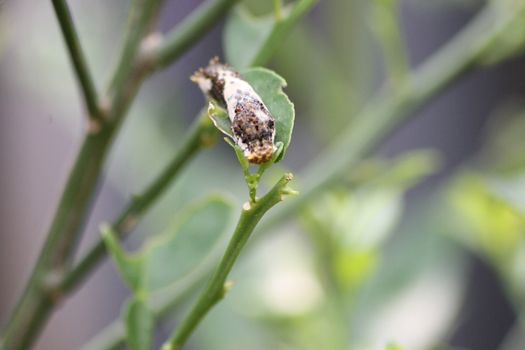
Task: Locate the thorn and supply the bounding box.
[281,187,299,196]
[139,32,164,71]
[120,216,138,233]
[141,32,163,54]
[223,280,235,295]
[86,118,101,135]
[41,268,65,306]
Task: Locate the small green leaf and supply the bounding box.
[208,102,233,138]
[104,197,234,295]
[124,298,154,350]
[141,196,234,292]
[101,225,142,293]
[242,68,295,162]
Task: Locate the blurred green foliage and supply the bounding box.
[448,108,525,326]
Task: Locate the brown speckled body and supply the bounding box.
[192,57,276,164]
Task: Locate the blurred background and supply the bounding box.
[2,0,525,349]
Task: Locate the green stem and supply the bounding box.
[162,174,295,350]
[0,128,116,350]
[151,0,242,68]
[51,0,102,122]
[60,112,217,294]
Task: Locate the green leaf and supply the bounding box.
[125,298,154,350]
[103,196,234,295]
[208,102,233,138]
[140,196,234,292]
[242,67,295,162]
[101,225,142,293]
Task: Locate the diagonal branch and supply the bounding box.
[51,0,102,123]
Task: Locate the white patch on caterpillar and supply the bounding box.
[195,76,212,93]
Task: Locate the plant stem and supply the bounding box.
[162,174,295,350]
[51,0,102,123]
[0,128,116,350]
[60,112,217,294]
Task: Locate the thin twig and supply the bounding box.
[51,0,102,123]
[162,174,295,350]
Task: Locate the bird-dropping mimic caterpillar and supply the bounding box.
[191,57,276,164]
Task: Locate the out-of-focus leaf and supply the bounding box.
[304,150,438,292]
[449,173,525,265]
[125,298,154,350]
[243,68,294,162]
[224,7,274,69]
[369,150,441,189]
[141,196,234,291]
[487,174,525,215]
[334,250,377,291]
[481,106,525,172]
[224,0,318,69]
[385,344,405,350]
[103,196,234,295]
[102,225,142,293]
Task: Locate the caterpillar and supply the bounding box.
[191,57,276,164]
